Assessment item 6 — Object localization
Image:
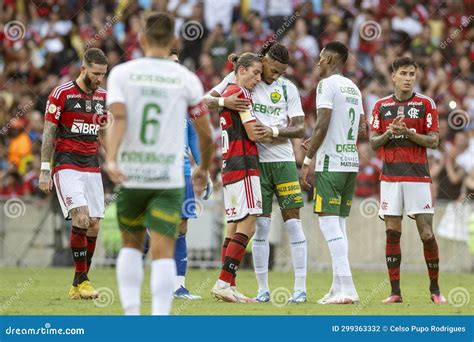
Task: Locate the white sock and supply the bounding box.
[216,279,231,288]
[338,217,348,251]
[116,247,143,315]
[319,216,351,296]
[151,258,176,315]
[285,218,307,292]
[252,216,271,292]
[175,275,185,291]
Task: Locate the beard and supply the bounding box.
[84,73,99,91]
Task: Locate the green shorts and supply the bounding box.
[259,161,304,214]
[116,187,184,237]
[313,171,356,217]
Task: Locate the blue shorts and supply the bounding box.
[181,175,197,219]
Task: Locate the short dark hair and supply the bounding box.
[392,56,418,72]
[324,41,349,63]
[145,12,175,46]
[83,48,107,66]
[258,41,290,64]
[228,52,261,72]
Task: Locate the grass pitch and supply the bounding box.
[0,267,472,315]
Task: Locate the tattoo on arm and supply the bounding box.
[202,90,221,109]
[41,121,58,162]
[277,116,305,139]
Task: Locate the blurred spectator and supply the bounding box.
[355,142,381,198]
[7,120,32,169]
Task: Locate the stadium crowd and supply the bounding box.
[1,0,473,204]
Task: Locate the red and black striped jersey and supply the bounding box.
[219,84,259,185]
[44,81,108,174]
[370,93,439,182]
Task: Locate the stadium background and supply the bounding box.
[0,0,473,314]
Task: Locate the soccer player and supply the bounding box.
[369,56,446,304]
[141,49,212,300]
[300,41,364,304]
[205,43,308,303]
[104,12,213,315]
[210,53,265,303]
[39,48,108,300]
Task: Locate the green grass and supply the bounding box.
[0,267,472,315]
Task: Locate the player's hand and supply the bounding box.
[202,173,213,200]
[254,123,273,140]
[192,166,208,198]
[39,170,53,195]
[223,90,251,112]
[391,122,409,136]
[299,164,311,190]
[301,138,311,151]
[104,161,127,184]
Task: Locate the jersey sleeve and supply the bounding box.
[187,121,201,165]
[424,97,439,133]
[316,78,336,109]
[286,81,305,118]
[238,88,256,124]
[185,72,204,106]
[210,72,236,95]
[44,88,64,125]
[106,66,126,105]
[369,100,383,134]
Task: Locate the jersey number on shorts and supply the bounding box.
[140,103,161,145]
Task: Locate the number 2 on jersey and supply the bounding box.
[140,103,161,145]
[347,108,355,140]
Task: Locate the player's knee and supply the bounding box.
[87,220,100,236]
[420,230,434,242]
[74,214,90,228]
[178,220,188,235]
[281,208,299,221]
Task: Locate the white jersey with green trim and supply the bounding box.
[212,72,304,163]
[315,74,364,172]
[106,57,203,189]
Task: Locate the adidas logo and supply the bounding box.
[424,204,431,209]
[384,110,392,117]
[74,103,81,109]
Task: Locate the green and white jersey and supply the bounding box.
[107,57,203,189]
[212,72,304,163]
[315,74,363,172]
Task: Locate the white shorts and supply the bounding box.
[53,169,105,220]
[379,181,434,219]
[223,176,262,222]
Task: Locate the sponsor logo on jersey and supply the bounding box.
[270,91,281,104]
[407,101,423,106]
[93,96,104,101]
[71,120,100,135]
[407,107,419,118]
[380,101,396,107]
[253,103,281,116]
[67,94,81,99]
